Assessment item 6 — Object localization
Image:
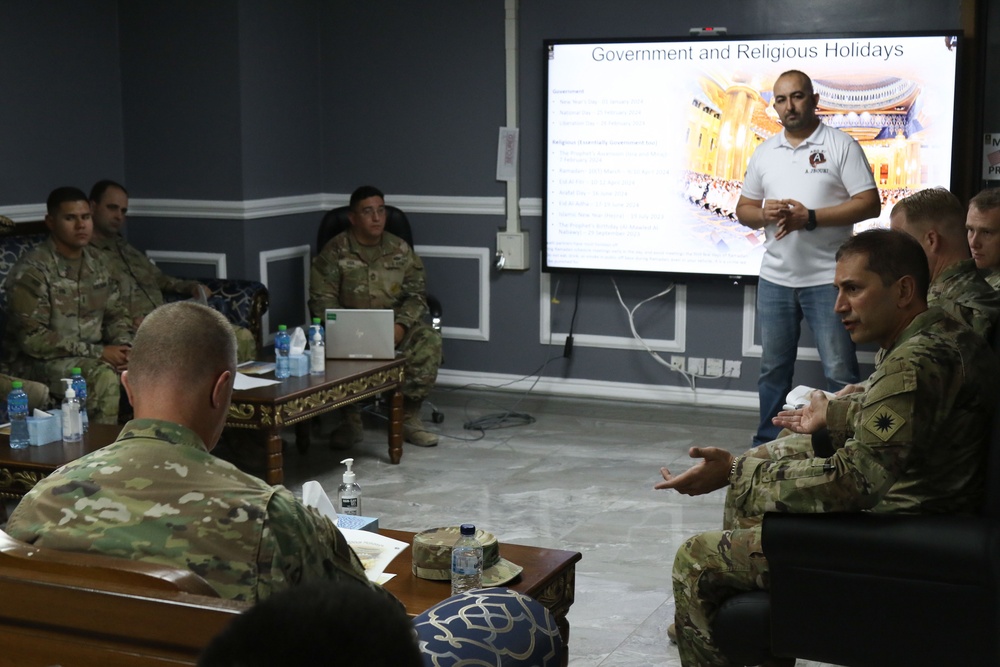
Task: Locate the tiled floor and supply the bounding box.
[278,387,839,666]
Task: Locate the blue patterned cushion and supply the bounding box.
[165,277,269,347]
[414,587,564,667]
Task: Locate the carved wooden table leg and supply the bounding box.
[388,388,403,464]
[264,428,284,485]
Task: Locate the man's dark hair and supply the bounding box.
[89,179,128,204]
[46,187,89,215]
[969,187,1000,214]
[197,579,422,667]
[836,228,930,299]
[350,185,385,210]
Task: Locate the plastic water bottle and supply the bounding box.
[310,331,325,375]
[275,325,291,379]
[7,381,29,449]
[451,523,483,595]
[71,367,88,433]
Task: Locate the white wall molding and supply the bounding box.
[259,245,311,339]
[539,272,686,352]
[417,245,491,341]
[0,194,534,222]
[146,250,227,279]
[437,367,758,410]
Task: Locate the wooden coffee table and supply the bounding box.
[226,358,406,485]
[380,528,582,666]
[0,424,123,500]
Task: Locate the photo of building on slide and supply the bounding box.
[680,64,954,256]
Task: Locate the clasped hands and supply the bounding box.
[763,198,809,240]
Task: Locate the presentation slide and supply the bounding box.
[544,33,960,278]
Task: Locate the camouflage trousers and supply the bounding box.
[673,434,814,666]
[398,321,442,402]
[0,374,51,411]
[13,358,121,425]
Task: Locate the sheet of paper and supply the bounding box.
[339,528,409,582]
[234,372,280,390]
[237,361,276,375]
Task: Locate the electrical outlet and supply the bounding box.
[496,232,530,270]
[705,358,724,376]
[670,355,685,371]
[687,357,705,375]
[724,360,742,378]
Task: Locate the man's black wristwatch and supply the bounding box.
[805,209,817,231]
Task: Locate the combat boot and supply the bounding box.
[329,407,363,450]
[403,402,438,447]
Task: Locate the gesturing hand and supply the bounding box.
[654,447,735,496]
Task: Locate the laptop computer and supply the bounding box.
[324,309,396,359]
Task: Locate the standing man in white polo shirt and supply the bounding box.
[736,70,881,446]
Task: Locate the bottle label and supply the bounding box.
[452,548,482,575]
[340,496,359,516]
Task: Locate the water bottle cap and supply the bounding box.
[11,381,22,389]
[72,367,82,375]
[312,317,321,324]
[460,523,476,536]
[278,324,287,331]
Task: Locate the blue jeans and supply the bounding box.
[754,278,859,446]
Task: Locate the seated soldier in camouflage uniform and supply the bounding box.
[3,187,133,424]
[309,185,443,447]
[967,187,1000,290]
[88,180,257,363]
[890,186,1000,339]
[6,301,376,603]
[656,230,1000,667]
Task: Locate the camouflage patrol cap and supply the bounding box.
[411,526,523,586]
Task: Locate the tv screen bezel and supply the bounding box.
[541,30,965,285]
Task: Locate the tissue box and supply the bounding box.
[289,353,309,377]
[336,514,379,532]
[27,409,62,446]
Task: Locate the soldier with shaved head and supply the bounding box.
[6,301,375,603]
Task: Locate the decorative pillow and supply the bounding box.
[414,587,563,667]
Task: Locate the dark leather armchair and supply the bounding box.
[713,406,1000,666]
[316,205,442,332]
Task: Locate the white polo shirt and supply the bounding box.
[742,122,877,287]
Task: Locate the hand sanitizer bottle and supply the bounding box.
[337,458,362,516]
[60,378,83,443]
[310,330,325,375]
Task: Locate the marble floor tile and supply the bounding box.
[276,388,851,666]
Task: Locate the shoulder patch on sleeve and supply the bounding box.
[862,404,906,442]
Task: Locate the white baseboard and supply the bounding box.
[435,368,758,410]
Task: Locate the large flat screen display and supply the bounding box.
[544,32,961,280]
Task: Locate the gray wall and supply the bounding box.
[0,0,984,405]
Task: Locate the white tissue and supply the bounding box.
[290,326,307,355]
[301,480,339,526]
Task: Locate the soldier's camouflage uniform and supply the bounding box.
[983,267,1000,291]
[309,230,442,402]
[5,418,375,602]
[2,239,133,424]
[927,258,1000,340]
[673,308,1000,666]
[91,234,257,363]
